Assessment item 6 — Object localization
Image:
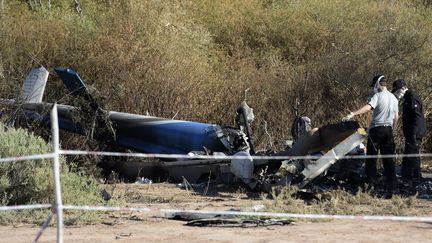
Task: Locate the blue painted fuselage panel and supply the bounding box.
[109,112,227,154]
[27,104,227,155]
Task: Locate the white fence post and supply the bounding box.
[50,104,64,243]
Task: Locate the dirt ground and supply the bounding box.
[2,183,432,243]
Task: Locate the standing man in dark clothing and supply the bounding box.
[344,75,399,198]
[392,79,427,190]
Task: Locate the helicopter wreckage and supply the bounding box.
[1,67,371,193]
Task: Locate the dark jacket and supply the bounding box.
[402,89,427,139]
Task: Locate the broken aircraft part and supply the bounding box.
[299,128,367,187]
[5,67,371,191]
[3,67,254,182]
[230,150,256,188]
[185,218,293,227]
[236,101,255,154]
[20,67,49,103]
[254,121,367,191]
[274,121,361,158]
[52,68,251,156]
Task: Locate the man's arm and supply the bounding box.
[343,104,372,121]
[343,94,376,121]
[352,104,372,116]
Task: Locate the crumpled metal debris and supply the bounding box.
[135,177,153,184]
[185,218,293,227]
[176,182,206,189]
[416,181,432,199]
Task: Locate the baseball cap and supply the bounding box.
[370,75,385,87]
[392,79,407,92]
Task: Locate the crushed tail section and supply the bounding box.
[299,128,367,187]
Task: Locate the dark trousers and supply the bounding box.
[366,126,396,191]
[401,137,422,183]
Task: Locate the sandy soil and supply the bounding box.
[2,183,432,243]
[4,219,432,243]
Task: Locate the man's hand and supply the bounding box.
[342,112,354,121]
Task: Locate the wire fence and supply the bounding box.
[61,149,432,161]
[1,104,432,243]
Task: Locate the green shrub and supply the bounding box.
[0,124,104,224]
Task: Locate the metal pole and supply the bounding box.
[50,104,64,243]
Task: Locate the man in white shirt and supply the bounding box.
[343,75,399,198]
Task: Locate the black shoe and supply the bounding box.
[384,192,393,199]
[401,188,417,197]
[384,186,394,199]
[401,179,413,189]
[399,180,417,197]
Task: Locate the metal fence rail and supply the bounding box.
[61,150,432,161]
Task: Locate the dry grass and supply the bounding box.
[265,186,429,217]
[102,182,432,220]
[0,0,430,159]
